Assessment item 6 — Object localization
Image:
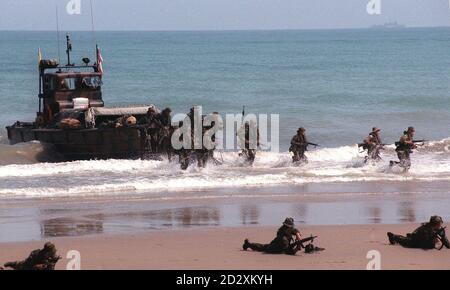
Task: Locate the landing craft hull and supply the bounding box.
[6,124,148,161]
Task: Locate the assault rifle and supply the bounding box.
[435,226,447,250]
[289,142,319,152]
[292,235,318,249]
[307,142,320,148]
[358,143,388,148]
[394,140,427,147]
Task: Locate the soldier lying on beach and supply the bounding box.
[243,217,324,255]
[387,216,450,250]
[3,242,61,270]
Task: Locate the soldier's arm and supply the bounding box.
[401,135,414,145]
[293,228,302,240]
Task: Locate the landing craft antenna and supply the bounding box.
[55,5,61,63]
[90,0,97,62]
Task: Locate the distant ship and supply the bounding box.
[370,21,406,30]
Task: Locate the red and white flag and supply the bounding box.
[96,45,104,74]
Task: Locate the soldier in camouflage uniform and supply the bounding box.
[4,242,61,270]
[390,126,416,172]
[387,216,450,249]
[157,107,174,159]
[242,218,303,255]
[238,121,260,166]
[138,107,163,153]
[289,127,309,163]
[362,127,383,162]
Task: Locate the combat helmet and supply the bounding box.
[283,217,295,228]
[429,215,443,226]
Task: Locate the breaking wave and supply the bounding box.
[0,138,449,199]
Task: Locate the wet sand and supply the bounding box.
[1,181,450,242]
[1,181,449,269]
[0,224,449,270]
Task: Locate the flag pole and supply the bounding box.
[38,48,42,113]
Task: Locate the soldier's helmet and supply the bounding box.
[126,116,137,126]
[297,127,305,133]
[283,217,295,227]
[407,126,415,133]
[430,215,443,226]
[372,127,380,132]
[43,242,57,255]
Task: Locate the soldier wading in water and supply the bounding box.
[390,126,424,172]
[289,127,318,164]
[238,120,260,166]
[360,127,383,162]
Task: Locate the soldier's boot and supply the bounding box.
[245,241,267,252]
[243,239,250,251]
[387,232,411,247]
[387,232,396,245]
[4,261,19,269]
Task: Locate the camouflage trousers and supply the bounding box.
[246,242,300,255]
[397,150,411,170]
[366,145,381,161]
[390,233,434,249]
[292,150,307,163]
[390,234,415,248]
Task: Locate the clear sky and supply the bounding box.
[0,0,449,31]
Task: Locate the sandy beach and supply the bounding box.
[0,224,449,270]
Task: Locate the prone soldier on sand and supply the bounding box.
[242,218,324,255]
[387,216,450,250]
[3,242,61,270]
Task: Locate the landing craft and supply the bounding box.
[6,35,219,166]
[6,35,164,161]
